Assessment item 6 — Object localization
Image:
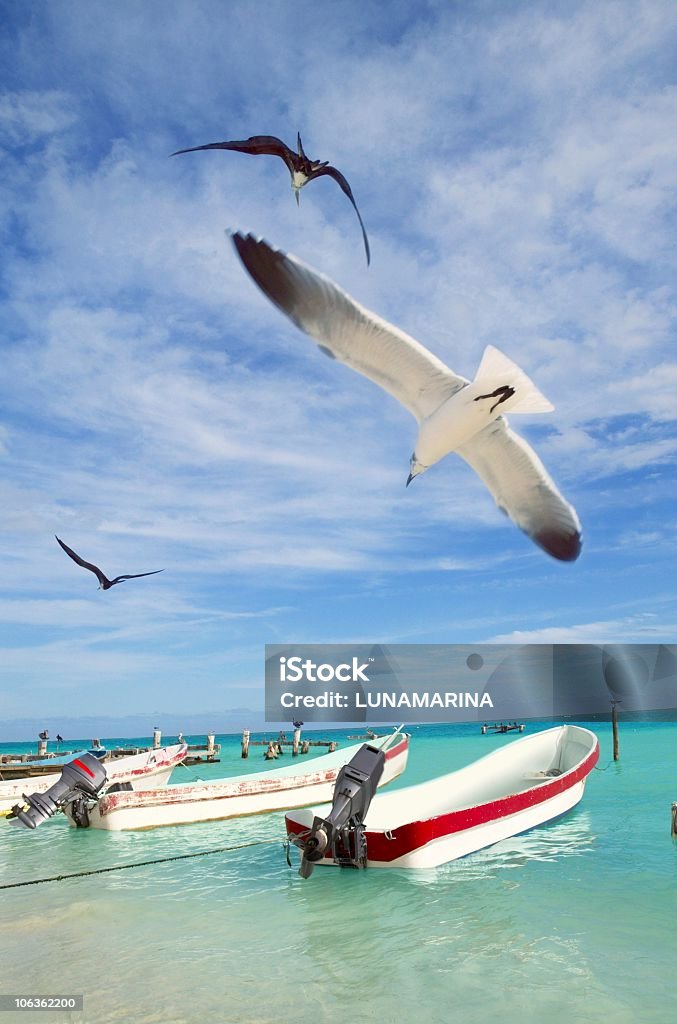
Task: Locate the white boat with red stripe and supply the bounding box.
[0,744,187,817]
[285,725,598,869]
[67,730,410,831]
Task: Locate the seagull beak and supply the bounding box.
[407,455,425,487]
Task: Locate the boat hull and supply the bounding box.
[0,744,187,816]
[77,734,409,831]
[286,725,599,869]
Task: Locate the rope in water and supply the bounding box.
[0,837,282,890]
[593,759,617,772]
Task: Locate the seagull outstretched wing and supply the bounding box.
[230,232,465,421]
[456,419,582,561]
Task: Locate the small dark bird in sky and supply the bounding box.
[172,132,371,264]
[55,536,164,590]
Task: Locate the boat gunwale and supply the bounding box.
[0,743,187,797]
[95,735,409,817]
[106,743,188,779]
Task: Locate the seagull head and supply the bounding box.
[406,454,427,487]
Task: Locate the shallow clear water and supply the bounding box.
[1,721,675,1024]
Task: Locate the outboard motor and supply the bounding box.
[7,753,108,830]
[295,743,385,878]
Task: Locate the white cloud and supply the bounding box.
[0,90,78,144]
[490,615,677,644]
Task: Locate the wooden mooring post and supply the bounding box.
[243,729,335,753]
[611,702,620,761]
[671,802,677,839]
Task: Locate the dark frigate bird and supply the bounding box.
[229,232,582,563]
[55,536,164,590]
[172,132,371,265]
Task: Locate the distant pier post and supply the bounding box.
[153,727,161,749]
[611,703,620,761]
[207,733,215,757]
[241,729,250,759]
[301,740,310,754]
[37,732,48,757]
[671,802,677,839]
[292,726,302,757]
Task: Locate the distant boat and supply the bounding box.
[64,731,410,831]
[481,722,525,734]
[0,746,109,779]
[0,744,187,816]
[286,725,598,869]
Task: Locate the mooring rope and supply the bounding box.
[593,759,617,772]
[0,837,282,890]
[172,759,210,780]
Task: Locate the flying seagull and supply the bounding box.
[172,133,371,265]
[230,232,582,562]
[55,536,164,589]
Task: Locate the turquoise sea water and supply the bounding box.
[0,720,675,1024]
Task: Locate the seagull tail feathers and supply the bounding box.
[474,345,554,415]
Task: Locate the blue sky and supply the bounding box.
[0,0,675,738]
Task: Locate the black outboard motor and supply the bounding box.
[7,753,108,830]
[296,743,385,878]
